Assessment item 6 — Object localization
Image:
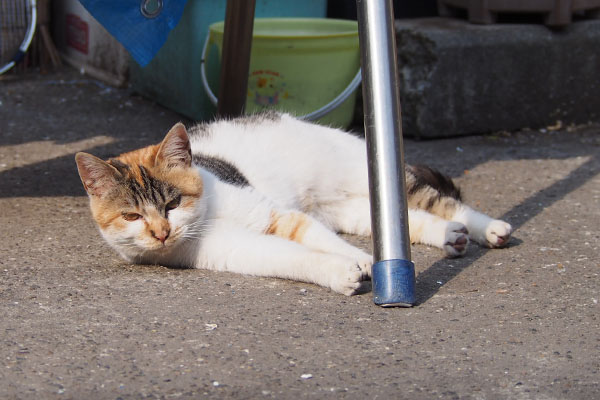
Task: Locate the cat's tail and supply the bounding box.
[405,164,461,221]
[407,164,462,203]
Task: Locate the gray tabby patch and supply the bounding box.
[193,154,250,187]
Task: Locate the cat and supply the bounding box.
[75,112,512,295]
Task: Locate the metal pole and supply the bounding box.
[356,0,415,306]
[217,0,256,118]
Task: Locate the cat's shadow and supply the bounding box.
[409,150,598,305]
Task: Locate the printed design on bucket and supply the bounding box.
[247,70,289,107]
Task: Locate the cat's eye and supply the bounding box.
[165,195,181,212]
[122,212,142,221]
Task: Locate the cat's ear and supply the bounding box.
[75,152,121,198]
[156,123,192,168]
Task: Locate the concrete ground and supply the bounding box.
[1,68,599,399]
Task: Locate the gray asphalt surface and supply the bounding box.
[1,69,599,399]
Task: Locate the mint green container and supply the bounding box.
[206,18,360,128]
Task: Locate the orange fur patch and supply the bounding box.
[430,197,459,220]
[90,197,125,230]
[266,211,311,243]
[154,167,203,198]
[143,208,170,240]
[408,220,424,244]
[408,187,459,220]
[114,145,160,186]
[114,144,203,198]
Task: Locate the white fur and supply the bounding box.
[452,206,513,248]
[191,115,369,218]
[100,113,512,295]
[192,170,372,294]
[190,114,511,251]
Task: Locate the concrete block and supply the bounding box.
[394,18,600,138]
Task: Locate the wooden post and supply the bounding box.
[217,0,257,118]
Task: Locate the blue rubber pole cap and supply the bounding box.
[372,259,416,307]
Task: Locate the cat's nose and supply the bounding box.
[151,228,170,243]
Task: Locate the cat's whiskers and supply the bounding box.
[185,218,213,232]
[180,228,208,241]
[166,219,211,244]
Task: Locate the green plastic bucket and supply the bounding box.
[204,18,360,128]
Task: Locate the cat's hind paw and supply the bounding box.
[443,222,469,258]
[484,220,513,248]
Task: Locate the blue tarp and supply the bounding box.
[78,0,188,66]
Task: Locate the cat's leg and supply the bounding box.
[409,209,469,257]
[412,192,512,248]
[406,165,513,248]
[451,205,512,248]
[313,196,469,257]
[315,195,372,236]
[198,226,368,295]
[265,209,372,276]
[219,186,373,275]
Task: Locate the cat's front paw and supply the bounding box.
[356,252,373,278]
[329,258,369,296]
[484,220,513,248]
[443,222,469,258]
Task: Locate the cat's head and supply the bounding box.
[75,123,205,262]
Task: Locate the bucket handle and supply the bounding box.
[200,35,362,121]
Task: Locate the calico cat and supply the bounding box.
[75,112,512,295]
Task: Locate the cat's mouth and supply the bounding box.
[146,235,182,253]
[148,241,173,253]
